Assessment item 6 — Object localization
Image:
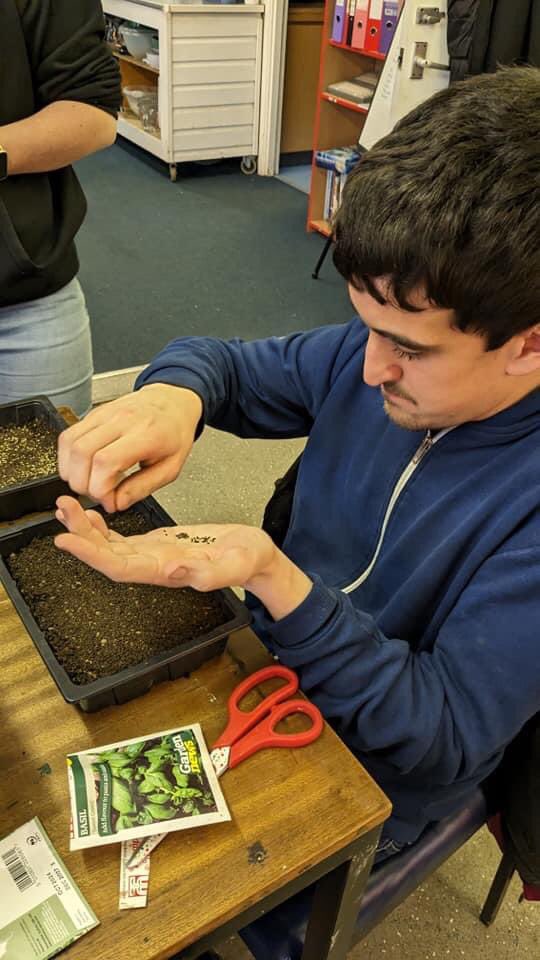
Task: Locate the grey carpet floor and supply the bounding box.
[75,142,352,373]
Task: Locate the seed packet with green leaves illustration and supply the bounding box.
[67,725,230,850]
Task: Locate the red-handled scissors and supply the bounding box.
[210,665,324,778]
[125,666,323,869]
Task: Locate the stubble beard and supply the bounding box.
[382,399,451,432]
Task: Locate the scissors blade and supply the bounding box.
[210,746,230,778]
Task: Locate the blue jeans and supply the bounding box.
[0,278,93,417]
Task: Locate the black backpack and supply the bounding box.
[494,713,540,887]
[262,455,302,549]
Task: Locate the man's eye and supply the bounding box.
[392,344,421,362]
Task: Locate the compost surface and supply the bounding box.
[7,511,230,685]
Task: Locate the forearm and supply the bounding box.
[261,563,540,784]
[2,101,117,175]
[245,549,313,621]
[136,324,364,440]
[137,336,314,440]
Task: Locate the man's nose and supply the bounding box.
[363,332,403,387]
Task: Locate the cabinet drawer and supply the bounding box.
[173,126,254,153]
[172,36,258,62]
[171,14,260,39]
[173,83,255,109]
[173,102,254,132]
[173,60,257,85]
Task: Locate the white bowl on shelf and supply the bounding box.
[120,26,154,60]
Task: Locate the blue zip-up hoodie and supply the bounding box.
[136,319,540,843]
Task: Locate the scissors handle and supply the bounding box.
[213,665,299,749]
[227,700,324,769]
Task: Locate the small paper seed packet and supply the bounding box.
[0,817,98,959]
[67,724,230,850]
[119,838,151,910]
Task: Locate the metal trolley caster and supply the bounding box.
[240,155,257,175]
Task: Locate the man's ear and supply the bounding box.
[505,326,540,376]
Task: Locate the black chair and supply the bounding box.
[312,235,333,280]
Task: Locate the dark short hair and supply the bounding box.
[333,66,540,349]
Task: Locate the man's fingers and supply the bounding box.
[113,456,185,510]
[56,497,124,551]
[84,509,110,537]
[58,404,115,467]
[56,497,129,547]
[100,490,120,514]
[55,496,103,541]
[54,533,160,584]
[78,435,183,506]
[81,434,143,503]
[57,390,197,510]
[85,510,124,542]
[58,418,126,492]
[55,533,132,580]
[59,419,172,504]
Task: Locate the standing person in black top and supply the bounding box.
[0,0,121,416]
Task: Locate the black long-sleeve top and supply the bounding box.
[0,0,121,306]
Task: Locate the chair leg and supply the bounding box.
[312,236,333,279]
[480,851,516,926]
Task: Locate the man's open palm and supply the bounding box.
[54,496,275,592]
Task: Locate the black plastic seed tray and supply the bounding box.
[0,396,69,522]
[0,496,250,711]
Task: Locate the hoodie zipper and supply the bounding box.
[342,427,454,594]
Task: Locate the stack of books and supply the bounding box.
[325,70,378,106]
[315,146,361,221]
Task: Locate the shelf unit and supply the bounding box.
[320,91,369,113]
[307,2,388,236]
[103,0,264,180]
[329,37,386,59]
[109,45,161,144]
[112,49,160,75]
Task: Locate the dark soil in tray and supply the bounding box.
[6,511,230,686]
[0,419,58,488]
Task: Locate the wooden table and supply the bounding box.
[0,578,390,960]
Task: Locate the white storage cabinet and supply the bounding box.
[102,0,264,180]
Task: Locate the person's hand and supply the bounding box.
[57,384,203,512]
[54,497,313,619]
[54,496,276,592]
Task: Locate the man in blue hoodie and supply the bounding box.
[55,66,540,854]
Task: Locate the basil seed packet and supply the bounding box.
[67,724,230,850]
[0,817,98,958]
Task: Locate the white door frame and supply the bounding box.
[257,0,289,176]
